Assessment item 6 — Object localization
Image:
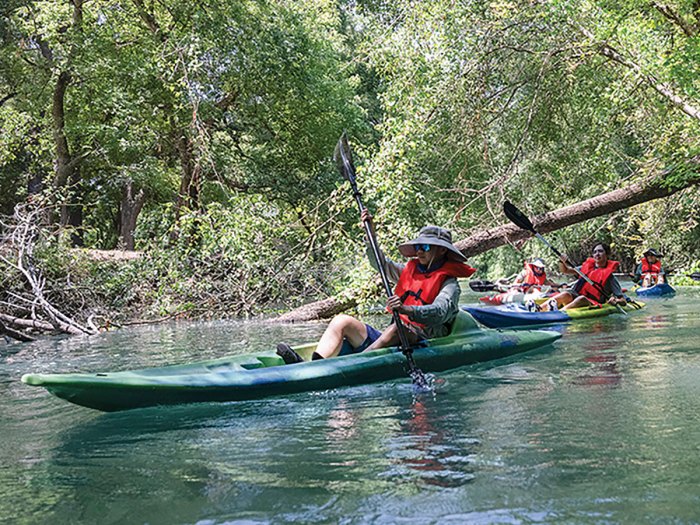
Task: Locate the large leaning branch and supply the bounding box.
[454,171,700,256]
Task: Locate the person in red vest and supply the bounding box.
[512,258,561,293]
[633,248,666,288]
[276,210,476,364]
[542,242,626,311]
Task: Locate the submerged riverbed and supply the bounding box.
[2,287,700,524]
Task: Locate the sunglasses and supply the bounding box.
[592,248,606,254]
[414,244,432,252]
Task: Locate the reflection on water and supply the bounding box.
[2,291,700,523]
[573,323,622,387]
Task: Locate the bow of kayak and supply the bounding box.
[21,311,560,412]
[635,283,676,297]
[463,301,646,329]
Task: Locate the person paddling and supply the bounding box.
[276,210,476,364]
[633,248,666,288]
[541,242,626,311]
[512,258,561,293]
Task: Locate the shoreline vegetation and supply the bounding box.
[1,201,698,343]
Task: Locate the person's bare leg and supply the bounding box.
[562,295,594,310]
[314,314,368,359]
[364,324,423,352]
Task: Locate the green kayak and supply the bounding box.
[21,311,560,412]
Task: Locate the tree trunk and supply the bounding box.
[52,69,85,246]
[50,0,86,247]
[170,133,202,242]
[52,70,74,191]
[278,162,700,322]
[119,180,146,250]
[454,170,700,256]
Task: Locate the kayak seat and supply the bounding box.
[447,310,481,336]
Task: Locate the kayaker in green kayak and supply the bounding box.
[541,242,627,311]
[633,248,667,288]
[276,210,476,364]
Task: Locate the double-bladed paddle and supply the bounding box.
[468,272,519,293]
[334,133,429,388]
[468,280,501,292]
[503,201,629,313]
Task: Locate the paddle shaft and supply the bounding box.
[334,138,418,368]
[346,185,414,355]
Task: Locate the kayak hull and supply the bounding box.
[635,283,676,297]
[464,305,570,328]
[463,301,645,329]
[21,312,561,412]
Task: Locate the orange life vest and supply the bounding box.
[578,257,620,303]
[522,263,547,288]
[393,259,476,328]
[641,257,662,275]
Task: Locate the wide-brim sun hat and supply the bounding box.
[398,225,467,262]
[643,248,663,257]
[531,258,546,268]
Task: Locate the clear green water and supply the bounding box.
[2,287,700,524]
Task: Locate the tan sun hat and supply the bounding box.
[397,225,467,262]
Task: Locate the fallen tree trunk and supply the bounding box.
[276,296,357,322]
[453,170,700,256]
[0,312,83,335]
[0,320,36,342]
[278,164,700,322]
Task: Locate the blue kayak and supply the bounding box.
[635,283,676,297]
[463,301,646,329]
[463,305,570,328]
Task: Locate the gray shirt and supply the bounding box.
[367,248,462,339]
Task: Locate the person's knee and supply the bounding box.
[329,314,356,331]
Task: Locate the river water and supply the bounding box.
[2,287,700,524]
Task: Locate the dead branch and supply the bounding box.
[0,203,96,336]
[0,320,36,342]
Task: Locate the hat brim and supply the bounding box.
[643,250,663,257]
[398,236,467,262]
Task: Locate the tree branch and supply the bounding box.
[651,1,697,37]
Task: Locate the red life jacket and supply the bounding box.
[578,257,620,303]
[522,263,547,288]
[641,257,662,275]
[393,259,476,328]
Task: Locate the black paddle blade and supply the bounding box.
[688,272,700,281]
[468,280,498,292]
[503,200,536,234]
[333,132,356,184]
